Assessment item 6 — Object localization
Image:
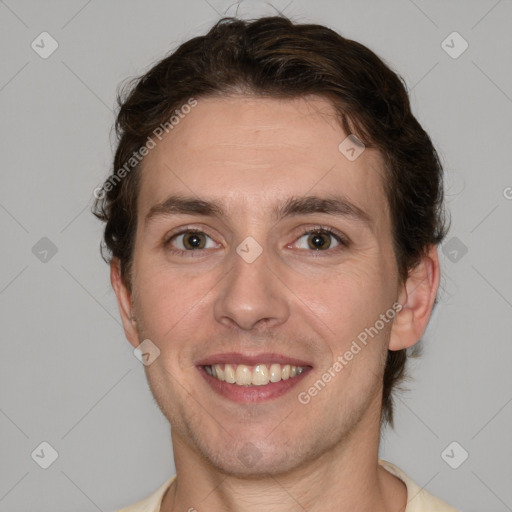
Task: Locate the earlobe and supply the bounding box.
[110,258,140,348]
[389,245,441,351]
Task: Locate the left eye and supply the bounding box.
[293,230,343,251]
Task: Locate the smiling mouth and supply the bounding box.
[203,363,307,386]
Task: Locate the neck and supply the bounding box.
[161,418,407,512]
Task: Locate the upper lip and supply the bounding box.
[196,352,312,367]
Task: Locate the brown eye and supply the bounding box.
[294,229,344,251]
[167,230,216,252]
[306,232,334,250]
[182,232,207,250]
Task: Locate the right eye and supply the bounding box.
[165,228,219,255]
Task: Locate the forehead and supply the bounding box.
[137,94,389,230]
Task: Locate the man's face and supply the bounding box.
[125,95,402,475]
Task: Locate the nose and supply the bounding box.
[212,240,290,332]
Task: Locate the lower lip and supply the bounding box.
[198,366,311,403]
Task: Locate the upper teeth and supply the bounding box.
[204,363,305,386]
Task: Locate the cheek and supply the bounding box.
[291,258,391,333]
[132,262,222,367]
[132,262,191,339]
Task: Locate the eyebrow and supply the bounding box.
[144,193,373,230]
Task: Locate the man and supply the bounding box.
[93,15,458,512]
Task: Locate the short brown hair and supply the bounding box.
[92,15,449,428]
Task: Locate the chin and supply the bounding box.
[191,429,328,479]
[208,446,302,478]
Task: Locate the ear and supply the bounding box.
[389,245,441,351]
[110,258,139,349]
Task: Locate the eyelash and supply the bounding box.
[164,225,350,257]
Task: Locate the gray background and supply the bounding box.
[1,0,511,510]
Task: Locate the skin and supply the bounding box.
[111,94,440,512]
